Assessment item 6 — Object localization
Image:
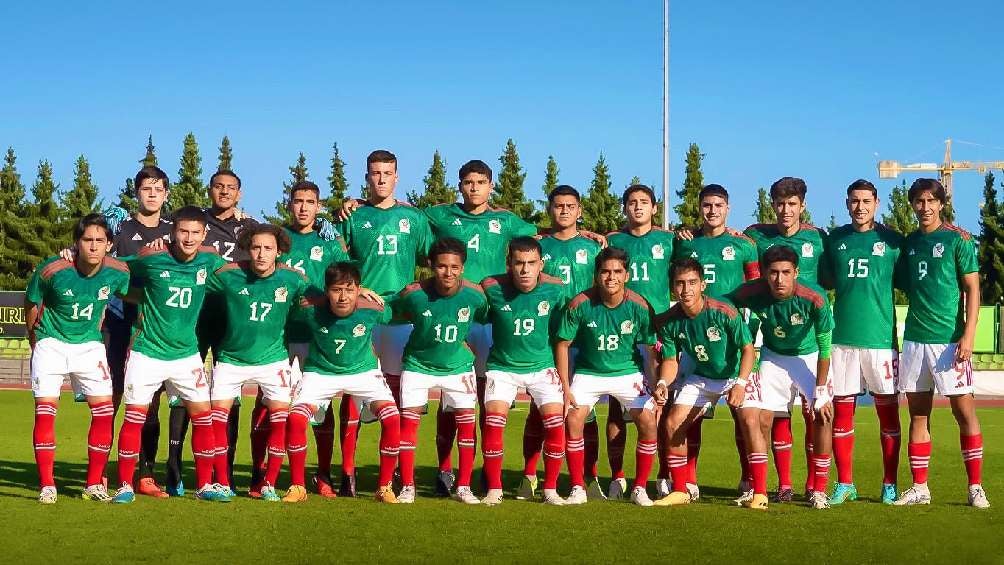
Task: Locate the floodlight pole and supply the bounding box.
[662,0,670,229]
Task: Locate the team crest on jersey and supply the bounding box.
[310,246,324,261]
[790,313,804,326]
[652,244,665,260]
[274,287,288,303]
[398,219,411,234]
[774,326,786,338]
[801,242,814,258]
[458,307,471,323]
[352,324,367,337]
[620,320,634,334]
[488,219,502,234]
[98,286,110,300]
[872,242,886,257]
[196,268,207,285]
[706,326,721,342]
[537,301,550,316]
[722,246,736,261]
[933,243,945,258]
[575,249,588,264]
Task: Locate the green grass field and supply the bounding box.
[1,391,1001,564]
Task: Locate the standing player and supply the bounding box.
[822,179,903,505]
[392,238,488,504]
[652,258,754,506]
[728,246,836,509]
[557,247,660,507]
[111,206,227,503]
[480,237,567,506]
[894,179,989,508]
[27,214,131,503]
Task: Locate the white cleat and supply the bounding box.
[686,482,700,502]
[565,485,588,505]
[656,478,671,498]
[542,489,565,506]
[81,484,112,502]
[38,486,57,504]
[734,489,754,507]
[969,485,991,509]
[397,485,416,504]
[608,477,628,500]
[809,490,830,509]
[630,485,653,507]
[453,486,481,505]
[586,478,607,501]
[482,488,504,506]
[892,484,932,506]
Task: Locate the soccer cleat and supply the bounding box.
[804,489,815,502]
[828,483,858,505]
[743,494,769,510]
[282,485,308,503]
[338,473,357,498]
[686,483,700,502]
[968,485,991,509]
[608,477,628,501]
[653,491,691,506]
[892,484,931,506]
[586,478,608,501]
[136,477,169,499]
[434,471,455,497]
[736,478,751,495]
[375,485,398,504]
[111,483,135,504]
[397,485,416,504]
[881,483,898,505]
[260,484,281,502]
[314,475,338,498]
[81,484,112,502]
[734,489,755,507]
[542,489,565,506]
[515,475,538,501]
[216,484,236,500]
[166,480,185,498]
[565,485,588,505]
[630,486,654,507]
[773,487,794,503]
[482,488,504,506]
[195,484,230,502]
[453,486,481,505]
[38,486,58,504]
[810,490,830,509]
[656,478,671,498]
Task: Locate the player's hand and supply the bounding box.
[816,401,833,424]
[580,230,608,248]
[727,384,745,409]
[676,228,695,241]
[337,198,361,222]
[956,335,975,364]
[146,238,167,251]
[563,391,578,414]
[59,247,75,262]
[652,382,669,406]
[358,287,385,305]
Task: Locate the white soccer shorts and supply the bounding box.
[674,374,737,412]
[899,341,973,396]
[467,322,493,380]
[743,348,819,412]
[485,367,564,407]
[570,372,655,412]
[293,370,396,424]
[30,338,112,398]
[123,351,208,405]
[400,369,477,410]
[373,323,413,376]
[831,345,898,396]
[211,360,293,402]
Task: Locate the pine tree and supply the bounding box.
[581,154,622,234]
[753,187,775,224]
[58,155,100,244]
[324,143,349,217]
[978,172,1004,304]
[0,148,30,289]
[26,160,61,262]
[882,180,918,235]
[217,136,233,171]
[802,208,813,224]
[116,136,158,214]
[491,139,535,220]
[534,156,561,228]
[827,214,838,232]
[674,143,704,227]
[168,133,208,210]
[408,150,455,208]
[265,153,309,224]
[142,135,158,167]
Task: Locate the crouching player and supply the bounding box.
[652,258,755,506]
[26,214,131,503]
[480,237,567,506]
[284,262,401,503]
[557,247,660,506]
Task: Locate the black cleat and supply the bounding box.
[338,473,357,498]
[435,470,455,497]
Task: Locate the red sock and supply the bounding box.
[875,395,901,485]
[338,397,358,477]
[482,411,507,490]
[455,410,476,488]
[667,449,689,493]
[33,401,58,488]
[733,413,750,481]
[211,407,230,486]
[833,395,856,484]
[116,406,147,487]
[376,404,400,486]
[521,404,544,476]
[686,418,703,484]
[250,402,270,480]
[584,418,600,479]
[541,413,565,490]
[961,433,984,486]
[436,406,457,473]
[313,405,335,479]
[566,435,585,487]
[399,410,421,486]
[772,417,793,489]
[749,452,768,495]
[908,441,931,484]
[634,439,657,490]
[286,405,311,487]
[264,408,288,485]
[190,411,216,489]
[812,453,832,493]
[803,409,816,493]
[86,401,114,487]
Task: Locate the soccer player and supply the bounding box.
[206,224,308,501]
[284,262,401,504]
[744,176,827,502]
[821,179,904,505]
[893,179,989,508]
[480,237,567,506]
[392,238,488,504]
[26,214,131,503]
[557,247,660,507]
[603,184,675,500]
[728,245,836,509]
[652,258,755,506]
[110,206,227,503]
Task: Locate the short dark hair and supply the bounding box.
[171,205,208,226]
[770,177,807,202]
[548,185,581,204]
[594,246,629,275]
[846,179,877,198]
[622,184,657,206]
[289,180,321,200]
[135,166,170,192]
[761,245,799,270]
[670,257,704,281]
[325,262,361,288]
[210,169,241,189]
[908,178,947,204]
[237,223,291,255]
[74,213,113,241]
[459,160,493,182]
[699,184,729,203]
[367,150,397,169]
[507,236,542,260]
[429,237,467,264]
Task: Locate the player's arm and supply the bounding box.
[728,311,756,408]
[554,339,575,412]
[742,241,761,281]
[958,272,980,363]
[812,297,835,422]
[24,298,40,349]
[655,333,678,406]
[639,306,659,390]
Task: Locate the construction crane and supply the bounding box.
[878,138,1004,198]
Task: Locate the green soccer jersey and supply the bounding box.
[672,230,760,298]
[899,224,978,344]
[208,263,308,366]
[481,273,566,372]
[301,296,390,376]
[424,204,537,284]
[281,227,351,343]
[539,233,602,301]
[657,297,752,380]
[392,280,489,375]
[606,227,676,314]
[745,223,827,285]
[127,247,226,361]
[824,224,903,349]
[26,256,131,345]
[728,280,834,356]
[556,289,656,377]
[338,202,434,298]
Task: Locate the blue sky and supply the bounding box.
[3,0,1003,231]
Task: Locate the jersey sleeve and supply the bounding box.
[742,241,761,280]
[474,293,490,324]
[328,238,350,263]
[956,234,978,275]
[512,215,538,238]
[417,216,434,261]
[25,266,46,304]
[728,309,753,347]
[812,295,835,335]
[387,291,410,322]
[556,302,581,342]
[658,324,678,358]
[206,271,224,294]
[114,270,132,297]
